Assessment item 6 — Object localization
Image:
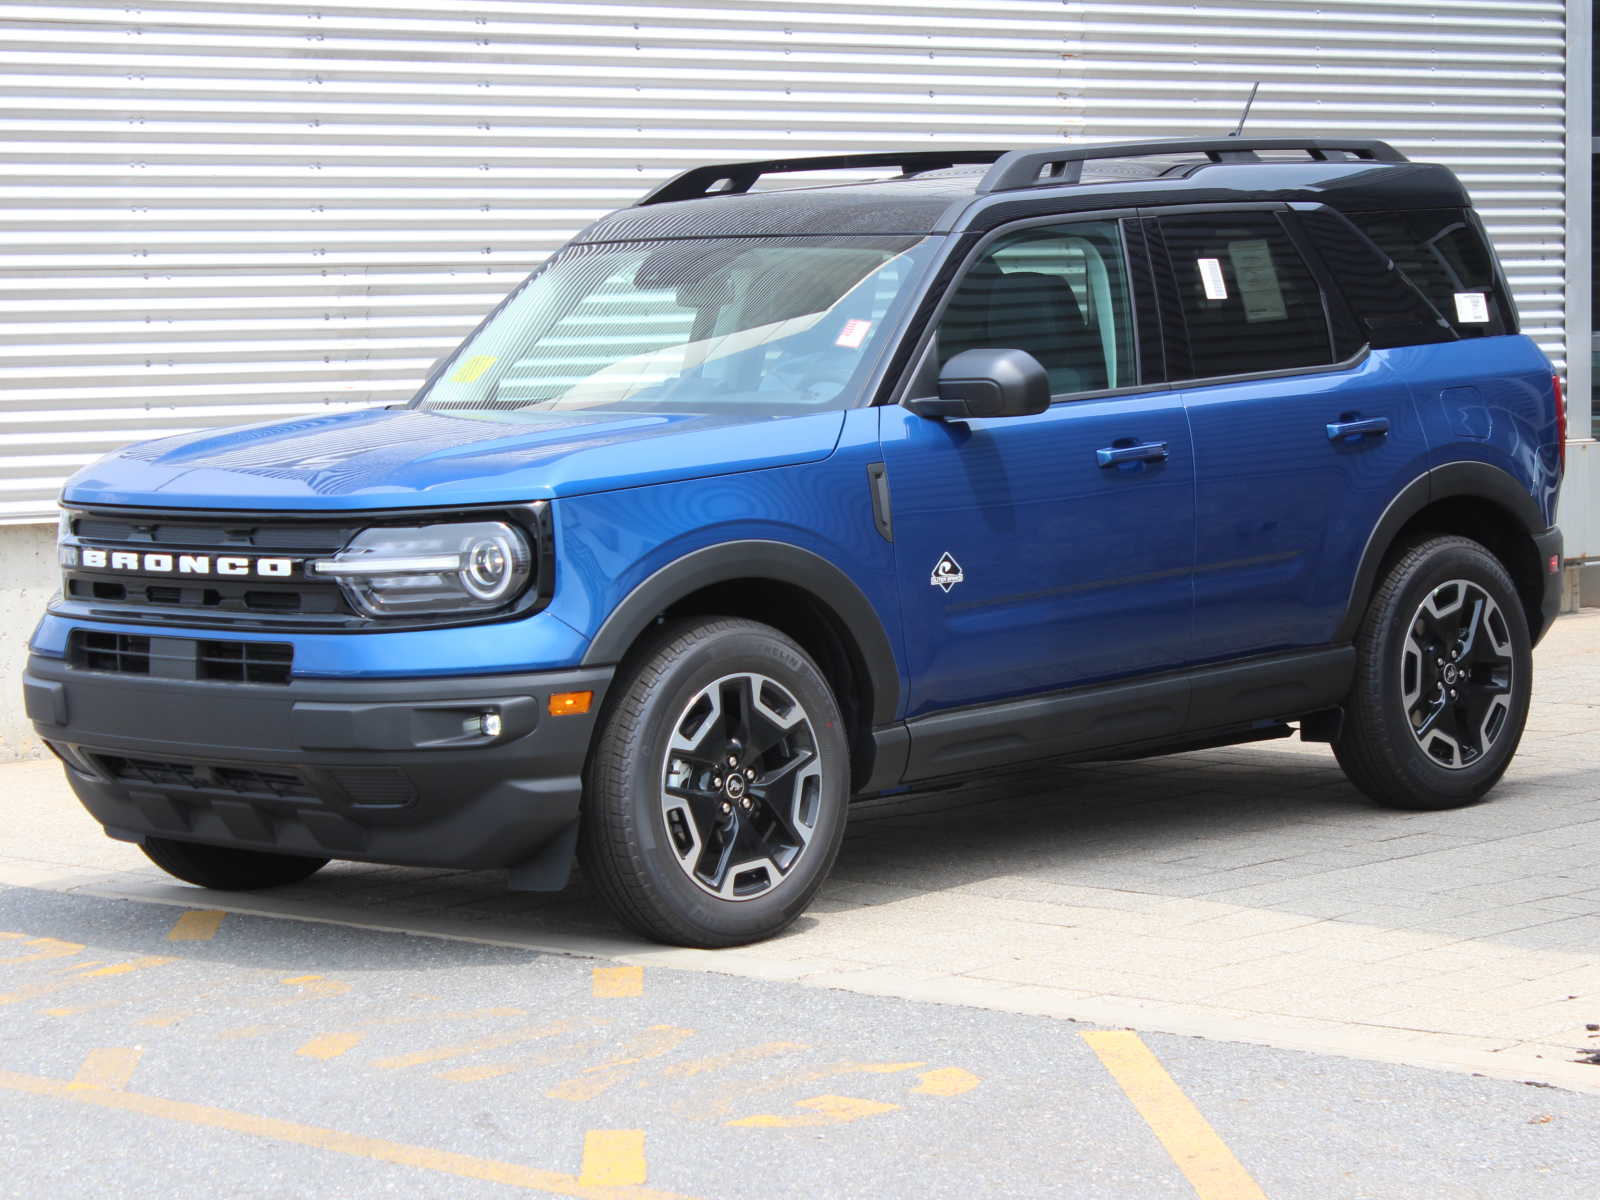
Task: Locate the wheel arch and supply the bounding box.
[581,541,903,788]
[1339,463,1550,644]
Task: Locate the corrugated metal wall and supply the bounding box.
[0,0,1571,522]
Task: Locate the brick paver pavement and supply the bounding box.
[4,611,1597,1090]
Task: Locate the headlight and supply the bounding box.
[312,520,532,617]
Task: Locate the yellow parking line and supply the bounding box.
[1081,1031,1268,1200]
[579,1130,647,1187]
[297,1032,366,1061]
[0,937,85,967]
[0,955,173,1006]
[0,1066,696,1199]
[547,1026,694,1103]
[912,1067,981,1097]
[373,1020,585,1071]
[592,967,643,999]
[167,910,225,942]
[72,1047,143,1091]
[727,1095,900,1129]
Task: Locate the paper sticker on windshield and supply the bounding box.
[1197,257,1228,301]
[449,355,497,383]
[1227,239,1287,322]
[1454,292,1490,324]
[836,319,872,349]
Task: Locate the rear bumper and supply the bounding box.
[23,654,611,884]
[1533,525,1563,645]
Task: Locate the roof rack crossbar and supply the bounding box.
[637,149,1008,206]
[977,137,1407,194]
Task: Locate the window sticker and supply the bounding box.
[1196,257,1228,301]
[1226,239,1287,322]
[449,354,497,383]
[1453,292,1490,324]
[835,318,872,349]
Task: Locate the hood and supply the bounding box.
[62,405,847,511]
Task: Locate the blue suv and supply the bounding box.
[25,138,1565,947]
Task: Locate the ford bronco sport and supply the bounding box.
[25,138,1566,947]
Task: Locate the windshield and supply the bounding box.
[417,234,937,418]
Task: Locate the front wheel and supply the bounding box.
[579,617,850,948]
[1334,535,1532,810]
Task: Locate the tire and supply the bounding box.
[140,836,328,890]
[579,617,850,948]
[1334,534,1532,811]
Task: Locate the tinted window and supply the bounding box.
[1296,208,1455,350]
[1349,208,1512,338]
[938,220,1136,396]
[1157,213,1334,379]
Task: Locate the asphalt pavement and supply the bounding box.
[2,884,1598,1200]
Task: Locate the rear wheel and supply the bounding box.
[1334,535,1531,810]
[140,836,328,890]
[579,617,850,948]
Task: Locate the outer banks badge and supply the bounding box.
[930,552,965,593]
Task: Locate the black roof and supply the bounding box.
[574,139,1470,244]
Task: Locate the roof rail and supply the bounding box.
[637,150,1007,206]
[977,137,1407,194]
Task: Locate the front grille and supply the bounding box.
[197,639,293,685]
[70,630,293,684]
[73,631,150,675]
[61,509,359,622]
[97,754,313,801]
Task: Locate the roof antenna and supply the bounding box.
[1228,82,1261,137]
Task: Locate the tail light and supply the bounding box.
[1552,374,1565,473]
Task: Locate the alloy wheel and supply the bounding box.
[658,672,823,900]
[1400,578,1515,770]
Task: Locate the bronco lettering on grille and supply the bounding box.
[79,547,294,577]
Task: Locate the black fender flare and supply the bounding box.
[1336,461,1546,642]
[580,540,902,727]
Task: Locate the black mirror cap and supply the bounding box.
[910,348,1051,420]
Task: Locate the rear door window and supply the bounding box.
[1347,208,1513,338]
[1153,212,1336,380]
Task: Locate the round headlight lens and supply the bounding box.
[461,533,515,601]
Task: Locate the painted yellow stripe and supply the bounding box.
[579,1130,647,1187]
[547,1026,694,1103]
[373,1020,583,1071]
[0,1067,696,1200]
[76,956,176,979]
[592,966,643,999]
[1082,1031,1268,1200]
[73,1047,143,1091]
[0,955,172,1006]
[0,937,84,966]
[297,1032,366,1061]
[167,910,225,942]
[913,1066,981,1097]
[727,1094,900,1129]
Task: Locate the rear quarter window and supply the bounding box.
[1348,208,1514,338]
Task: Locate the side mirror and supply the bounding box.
[906,348,1051,420]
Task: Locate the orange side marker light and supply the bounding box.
[548,691,593,717]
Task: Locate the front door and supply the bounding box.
[879,218,1196,719]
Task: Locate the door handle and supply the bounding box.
[1097,441,1169,468]
[1326,416,1390,442]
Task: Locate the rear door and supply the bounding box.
[880,216,1196,718]
[1149,206,1431,661]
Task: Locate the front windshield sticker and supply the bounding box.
[450,355,498,383]
[835,318,872,349]
[1226,239,1287,322]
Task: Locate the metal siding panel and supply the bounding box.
[0,0,1571,520]
[1066,0,1570,368]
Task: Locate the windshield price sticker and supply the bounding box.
[1454,292,1490,324]
[836,319,872,349]
[1197,257,1228,301]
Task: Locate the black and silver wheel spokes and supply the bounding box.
[659,672,823,901]
[1399,579,1514,770]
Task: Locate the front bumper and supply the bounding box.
[23,654,611,886]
